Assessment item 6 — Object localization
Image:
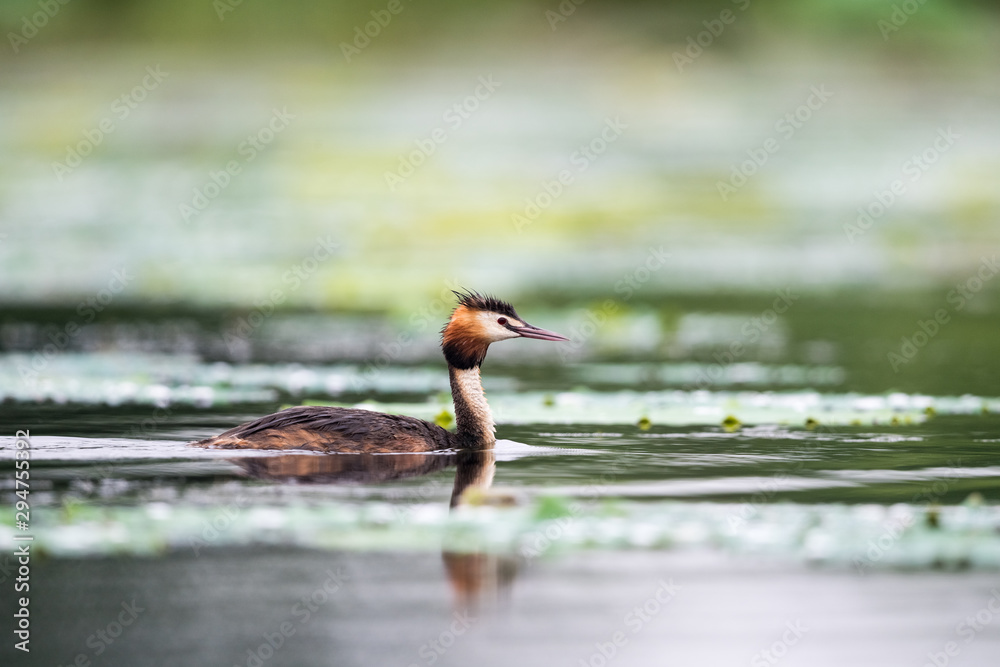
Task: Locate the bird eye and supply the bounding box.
[497,317,508,326]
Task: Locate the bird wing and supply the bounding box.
[192,405,457,453]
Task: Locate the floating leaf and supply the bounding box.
[434,409,454,429]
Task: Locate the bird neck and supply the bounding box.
[448,364,495,447]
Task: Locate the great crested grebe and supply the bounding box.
[193,291,568,453]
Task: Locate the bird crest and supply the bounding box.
[451,290,518,319]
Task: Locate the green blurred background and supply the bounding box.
[3,10,1000,665]
[1,0,998,395]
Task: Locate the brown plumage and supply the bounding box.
[191,291,568,453]
[197,405,457,452]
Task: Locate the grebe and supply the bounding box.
[193,291,568,452]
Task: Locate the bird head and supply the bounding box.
[441,291,568,369]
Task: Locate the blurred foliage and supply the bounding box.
[0,0,997,53]
[1,0,997,382]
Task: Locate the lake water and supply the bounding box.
[2,45,1000,667]
[2,310,999,666]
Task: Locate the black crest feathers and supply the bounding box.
[451,290,519,319]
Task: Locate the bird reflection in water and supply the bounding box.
[229,448,518,609]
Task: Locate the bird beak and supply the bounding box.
[514,323,570,342]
